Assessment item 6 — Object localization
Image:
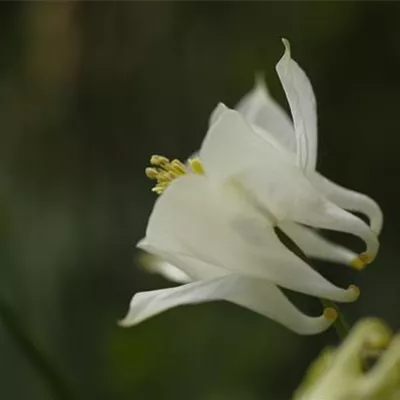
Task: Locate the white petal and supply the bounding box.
[200,109,378,262]
[154,262,191,283]
[209,102,229,127]
[308,171,383,235]
[230,213,359,302]
[276,39,317,171]
[144,174,359,303]
[119,274,337,335]
[288,194,380,264]
[138,239,227,281]
[200,106,295,194]
[279,221,358,266]
[240,166,379,264]
[137,248,192,284]
[235,76,297,153]
[206,103,296,167]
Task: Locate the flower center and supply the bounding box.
[145,155,204,194]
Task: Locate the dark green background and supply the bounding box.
[0,2,398,399]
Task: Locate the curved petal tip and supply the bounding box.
[309,309,337,334]
[281,38,291,54]
[348,284,361,301]
[350,251,376,270]
[323,307,338,322]
[117,314,132,328]
[359,252,374,264]
[350,256,367,271]
[209,102,229,127]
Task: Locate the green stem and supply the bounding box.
[0,296,75,400]
[320,299,350,341]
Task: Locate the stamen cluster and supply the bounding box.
[145,155,204,194]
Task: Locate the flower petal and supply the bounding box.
[138,239,227,281]
[276,39,317,171]
[209,102,229,127]
[137,246,192,284]
[235,75,297,153]
[279,221,358,267]
[119,274,337,335]
[153,261,191,283]
[144,174,359,303]
[200,105,295,188]
[308,171,383,235]
[200,109,378,262]
[288,195,380,264]
[241,167,379,264]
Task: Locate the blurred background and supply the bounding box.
[0,2,399,399]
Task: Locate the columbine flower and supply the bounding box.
[120,39,381,335]
[293,319,400,400]
[233,39,382,269]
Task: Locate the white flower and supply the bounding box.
[293,319,400,400]
[233,39,382,268]
[120,39,381,335]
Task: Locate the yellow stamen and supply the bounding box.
[189,157,205,174]
[323,307,338,321]
[171,159,186,174]
[146,154,205,194]
[150,155,170,166]
[152,185,166,195]
[156,171,176,182]
[152,181,168,190]
[145,167,159,180]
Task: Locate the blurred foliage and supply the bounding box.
[294,319,400,400]
[0,2,399,399]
